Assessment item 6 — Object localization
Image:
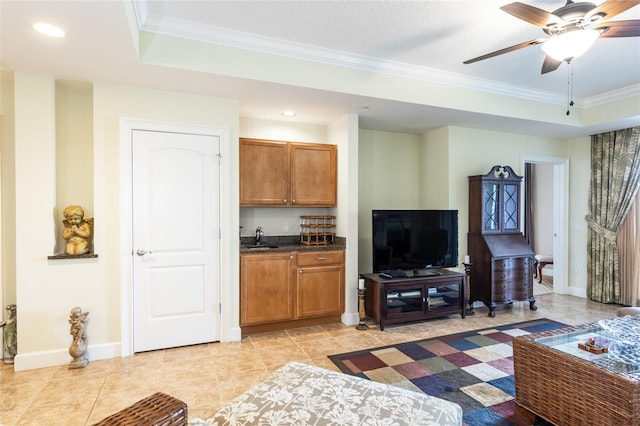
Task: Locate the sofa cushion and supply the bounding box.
[208,361,462,425]
[617,307,640,317]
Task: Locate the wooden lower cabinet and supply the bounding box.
[296,251,345,318]
[240,252,295,325]
[240,250,344,334]
[468,233,536,317]
[362,269,466,331]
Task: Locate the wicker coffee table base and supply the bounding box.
[513,324,640,426]
[93,392,187,426]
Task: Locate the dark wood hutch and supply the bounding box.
[468,165,537,317]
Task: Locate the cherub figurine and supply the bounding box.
[68,307,89,368]
[62,205,93,255]
[0,304,17,364]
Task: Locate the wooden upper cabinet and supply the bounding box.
[290,142,337,206]
[240,139,289,205]
[468,165,522,234]
[240,138,337,207]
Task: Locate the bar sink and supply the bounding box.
[243,245,279,251]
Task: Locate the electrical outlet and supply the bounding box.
[574,263,579,273]
[283,222,289,232]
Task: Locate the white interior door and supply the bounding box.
[132,129,220,352]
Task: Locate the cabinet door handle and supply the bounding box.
[292,199,296,204]
[316,257,327,261]
[299,270,303,274]
[283,199,287,204]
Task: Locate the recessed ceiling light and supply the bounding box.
[282,111,296,117]
[33,22,65,38]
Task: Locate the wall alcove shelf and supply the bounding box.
[48,253,98,260]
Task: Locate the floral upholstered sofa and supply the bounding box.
[206,361,462,425]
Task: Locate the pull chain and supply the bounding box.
[566,61,574,116]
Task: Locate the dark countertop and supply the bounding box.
[240,235,345,254]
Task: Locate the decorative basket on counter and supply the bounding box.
[300,215,336,246]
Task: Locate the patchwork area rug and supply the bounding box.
[329,319,568,426]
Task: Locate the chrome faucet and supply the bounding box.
[255,226,264,245]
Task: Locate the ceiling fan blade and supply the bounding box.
[596,20,640,37]
[585,0,640,24]
[500,2,566,28]
[541,56,563,74]
[463,38,546,64]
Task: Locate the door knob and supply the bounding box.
[136,249,152,256]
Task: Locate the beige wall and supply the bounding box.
[328,113,360,324]
[421,126,451,208]
[8,72,239,370]
[5,78,362,369]
[94,82,240,349]
[238,115,360,324]
[238,117,332,238]
[13,73,60,362]
[357,126,590,294]
[1,70,16,309]
[358,129,421,273]
[55,81,94,254]
[0,69,597,370]
[568,136,591,293]
[442,127,568,261]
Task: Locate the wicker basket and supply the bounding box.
[93,392,187,426]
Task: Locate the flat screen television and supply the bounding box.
[372,209,459,272]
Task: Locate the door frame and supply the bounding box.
[119,118,231,356]
[521,155,569,295]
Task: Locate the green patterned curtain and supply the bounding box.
[586,127,640,303]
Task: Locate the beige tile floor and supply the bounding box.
[0,292,620,425]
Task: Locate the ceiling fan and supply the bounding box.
[464,0,640,74]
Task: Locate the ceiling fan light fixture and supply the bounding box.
[541,29,599,61]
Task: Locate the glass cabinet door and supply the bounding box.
[483,183,499,231]
[386,287,423,317]
[502,183,519,231]
[471,165,522,235]
[427,283,461,312]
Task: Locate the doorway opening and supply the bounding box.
[522,156,568,296]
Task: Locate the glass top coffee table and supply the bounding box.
[513,318,640,426]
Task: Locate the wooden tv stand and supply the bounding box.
[362,269,466,331]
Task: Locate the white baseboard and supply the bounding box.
[342,312,359,326]
[13,342,121,372]
[567,285,587,299]
[225,327,242,342]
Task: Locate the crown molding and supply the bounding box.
[131,0,149,31]
[582,83,640,108]
[133,1,637,108]
[137,11,569,105]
